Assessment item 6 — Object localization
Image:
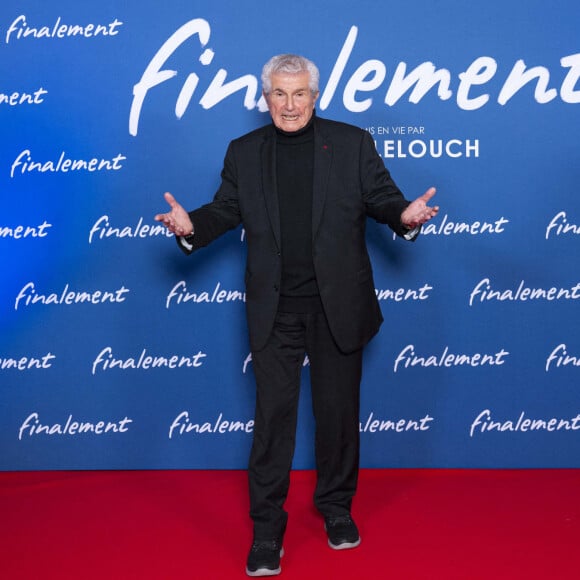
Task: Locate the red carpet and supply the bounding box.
[1,469,579,579]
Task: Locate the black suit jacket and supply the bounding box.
[183,116,414,353]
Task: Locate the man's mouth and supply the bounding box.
[281,114,299,121]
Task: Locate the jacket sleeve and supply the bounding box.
[177,142,243,254]
[359,130,416,239]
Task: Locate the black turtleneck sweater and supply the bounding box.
[275,117,321,312]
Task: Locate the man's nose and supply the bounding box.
[285,96,295,110]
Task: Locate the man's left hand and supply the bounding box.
[400,187,439,229]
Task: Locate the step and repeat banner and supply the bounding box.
[1,0,579,470]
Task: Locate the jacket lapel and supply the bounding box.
[312,122,332,238]
[261,129,282,252]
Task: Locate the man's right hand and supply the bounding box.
[154,192,194,237]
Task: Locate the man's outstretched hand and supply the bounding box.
[400,187,439,229]
[154,192,194,237]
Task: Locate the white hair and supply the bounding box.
[261,54,320,95]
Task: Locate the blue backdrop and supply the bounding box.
[1,0,579,470]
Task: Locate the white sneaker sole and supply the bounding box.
[328,537,361,550]
[245,548,284,577]
[245,567,281,577]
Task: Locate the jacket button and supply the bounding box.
[274,285,279,292]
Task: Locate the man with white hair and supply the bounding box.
[156,54,438,577]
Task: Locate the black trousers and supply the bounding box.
[248,309,363,540]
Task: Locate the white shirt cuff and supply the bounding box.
[403,226,420,240]
[178,235,194,251]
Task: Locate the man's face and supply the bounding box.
[264,72,319,132]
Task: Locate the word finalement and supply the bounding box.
[545,344,580,372]
[0,221,52,239]
[1,353,56,371]
[5,15,123,44]
[15,282,130,310]
[0,87,47,106]
[166,281,245,308]
[169,411,254,438]
[470,409,580,437]
[92,347,207,375]
[421,214,509,236]
[545,211,580,239]
[19,413,132,440]
[375,283,432,301]
[130,20,580,136]
[393,344,509,372]
[469,278,580,306]
[89,215,173,243]
[359,412,434,433]
[10,150,126,178]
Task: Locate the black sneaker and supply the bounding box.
[324,514,361,550]
[245,539,284,577]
